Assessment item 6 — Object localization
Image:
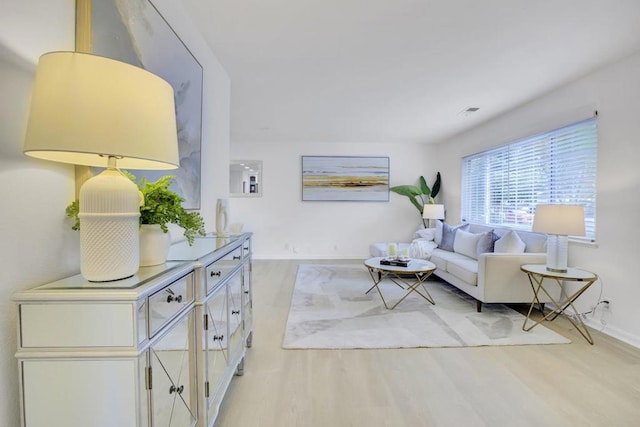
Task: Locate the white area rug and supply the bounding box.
[283,264,571,349]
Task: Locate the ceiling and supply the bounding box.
[182,0,640,144]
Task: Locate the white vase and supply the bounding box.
[216,198,229,235]
[139,224,171,267]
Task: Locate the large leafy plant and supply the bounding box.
[390,172,441,227]
[66,172,206,245]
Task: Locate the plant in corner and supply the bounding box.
[66,172,206,245]
[390,172,441,227]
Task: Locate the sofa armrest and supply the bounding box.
[477,252,549,302]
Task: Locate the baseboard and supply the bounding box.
[583,318,640,349]
[253,255,366,260]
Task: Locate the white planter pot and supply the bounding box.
[139,224,170,267]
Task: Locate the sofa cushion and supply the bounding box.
[447,257,479,286]
[430,251,449,271]
[494,230,526,253]
[440,223,469,252]
[453,229,483,260]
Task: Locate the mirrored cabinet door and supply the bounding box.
[149,310,197,427]
[205,286,229,405]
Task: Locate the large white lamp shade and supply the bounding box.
[422,204,445,228]
[422,204,445,220]
[23,52,179,281]
[532,204,585,273]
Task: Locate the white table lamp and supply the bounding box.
[23,52,179,281]
[532,204,585,273]
[422,204,445,227]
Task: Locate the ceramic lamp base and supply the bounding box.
[79,168,141,282]
[546,234,568,273]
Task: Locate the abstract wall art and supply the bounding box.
[89,0,203,209]
[301,156,390,202]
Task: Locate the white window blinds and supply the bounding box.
[461,116,597,240]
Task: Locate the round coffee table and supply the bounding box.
[364,257,437,310]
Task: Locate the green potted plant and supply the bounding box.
[390,172,441,227]
[66,172,206,266]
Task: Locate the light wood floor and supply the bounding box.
[214,260,640,427]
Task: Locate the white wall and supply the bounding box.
[0,1,230,425]
[229,142,438,259]
[435,50,640,347]
[0,2,76,425]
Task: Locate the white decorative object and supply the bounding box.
[139,224,171,266]
[79,167,140,280]
[22,52,179,281]
[532,204,585,273]
[387,242,398,257]
[216,198,229,235]
[230,222,244,234]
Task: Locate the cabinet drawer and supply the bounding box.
[20,303,135,348]
[205,248,242,294]
[148,272,194,338]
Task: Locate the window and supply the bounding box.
[462,117,597,240]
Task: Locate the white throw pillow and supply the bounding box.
[413,227,436,241]
[494,230,526,253]
[453,229,484,260]
[435,221,443,246]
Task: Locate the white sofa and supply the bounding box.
[370,223,559,311]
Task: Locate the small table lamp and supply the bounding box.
[532,204,585,273]
[23,52,179,281]
[422,204,445,228]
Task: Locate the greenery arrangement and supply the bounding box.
[66,172,206,245]
[389,172,441,227]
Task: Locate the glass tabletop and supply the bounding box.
[365,257,436,273]
[520,264,596,280]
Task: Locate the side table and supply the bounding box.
[521,264,598,344]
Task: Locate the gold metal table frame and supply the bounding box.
[521,264,598,345]
[364,257,437,310]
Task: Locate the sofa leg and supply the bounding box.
[476,301,482,312]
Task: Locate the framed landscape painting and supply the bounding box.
[301,156,390,201]
[88,0,203,209]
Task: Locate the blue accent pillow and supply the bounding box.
[440,223,469,252]
[476,230,499,256]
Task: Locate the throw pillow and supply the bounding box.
[440,223,469,252]
[434,220,443,246]
[476,230,499,257]
[453,229,484,260]
[413,227,436,241]
[494,230,526,253]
